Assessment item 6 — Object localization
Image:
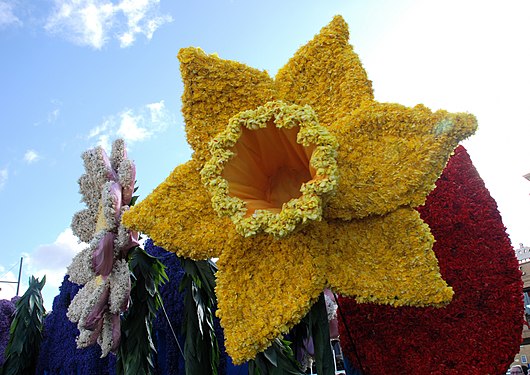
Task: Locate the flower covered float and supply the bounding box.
[123,16,477,363]
[67,139,138,357]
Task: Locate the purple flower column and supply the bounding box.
[0,298,16,366]
[36,275,116,375]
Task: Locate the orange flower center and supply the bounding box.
[201,100,338,238]
[222,121,317,216]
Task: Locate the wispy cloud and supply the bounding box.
[88,100,173,149]
[48,108,60,123]
[23,228,86,309]
[48,100,62,123]
[0,168,8,190]
[0,1,21,28]
[45,0,172,49]
[117,111,151,141]
[23,150,41,164]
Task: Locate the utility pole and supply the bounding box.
[0,257,23,296]
[16,256,23,295]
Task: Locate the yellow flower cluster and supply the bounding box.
[122,15,477,363]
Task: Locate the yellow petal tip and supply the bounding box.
[325,15,349,40]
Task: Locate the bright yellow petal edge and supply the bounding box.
[320,208,454,307]
[214,209,455,363]
[122,15,477,364]
[325,102,478,219]
[275,14,374,127]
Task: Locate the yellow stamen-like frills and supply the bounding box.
[200,100,338,238]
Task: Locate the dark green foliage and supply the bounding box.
[129,195,139,207]
[179,258,220,375]
[248,339,303,375]
[290,293,335,375]
[1,275,46,375]
[249,293,334,375]
[116,247,167,375]
[298,293,334,375]
[302,293,335,375]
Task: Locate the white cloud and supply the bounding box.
[117,110,150,141]
[0,168,7,190]
[48,108,60,123]
[45,0,114,49]
[23,228,86,310]
[88,100,172,146]
[116,0,173,48]
[48,100,62,124]
[97,133,111,152]
[0,1,21,28]
[88,120,109,138]
[45,0,172,49]
[23,149,41,164]
[146,100,165,122]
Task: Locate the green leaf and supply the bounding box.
[263,345,278,367]
[1,276,46,375]
[115,246,167,375]
[249,339,304,375]
[130,195,140,206]
[312,294,334,375]
[180,257,220,375]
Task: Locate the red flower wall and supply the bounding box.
[338,146,524,375]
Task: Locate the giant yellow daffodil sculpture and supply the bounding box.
[123,16,477,363]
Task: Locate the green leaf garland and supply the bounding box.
[116,247,167,375]
[1,276,46,375]
[180,258,220,375]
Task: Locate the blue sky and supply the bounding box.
[1,0,529,310]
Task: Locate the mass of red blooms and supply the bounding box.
[337,146,524,374]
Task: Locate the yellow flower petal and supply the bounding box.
[275,15,373,128]
[122,160,233,259]
[215,227,326,364]
[178,47,277,164]
[325,102,478,220]
[318,207,454,307]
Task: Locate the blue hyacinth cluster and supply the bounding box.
[36,275,116,375]
[145,239,187,375]
[0,298,17,366]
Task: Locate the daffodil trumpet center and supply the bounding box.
[223,124,316,215]
[201,100,339,238]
